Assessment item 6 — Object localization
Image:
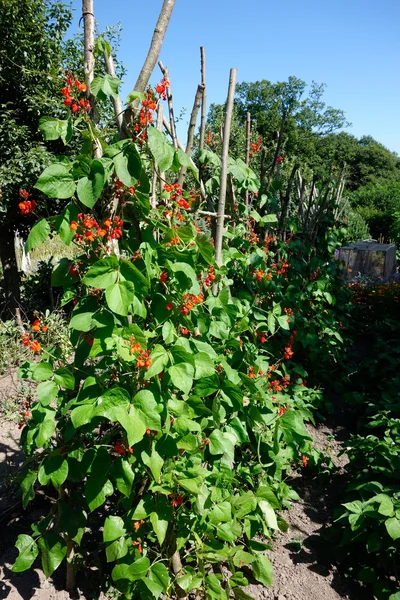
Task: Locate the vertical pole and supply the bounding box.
[214,68,237,267]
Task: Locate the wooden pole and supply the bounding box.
[82,0,101,158]
[151,104,164,209]
[82,0,95,95]
[158,61,178,148]
[245,112,251,166]
[214,68,237,267]
[245,111,251,209]
[177,83,205,185]
[103,47,124,136]
[199,47,207,150]
[267,111,287,190]
[123,0,176,132]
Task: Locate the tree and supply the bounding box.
[206,77,350,190]
[0,0,73,317]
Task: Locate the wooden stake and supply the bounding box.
[82,0,101,157]
[199,47,207,150]
[214,68,237,267]
[245,112,251,166]
[124,0,176,132]
[158,61,178,148]
[151,104,164,209]
[177,83,205,185]
[267,111,287,190]
[245,111,251,208]
[103,47,124,136]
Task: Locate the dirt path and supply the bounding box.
[0,382,369,600]
[245,422,371,600]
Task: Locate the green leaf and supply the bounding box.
[112,459,135,497]
[217,520,242,543]
[260,213,278,224]
[219,360,240,386]
[209,430,235,461]
[148,562,170,593]
[148,127,175,172]
[55,202,79,245]
[32,362,53,382]
[103,516,128,563]
[342,500,363,514]
[258,500,279,530]
[126,90,146,103]
[178,477,200,494]
[174,148,199,180]
[171,262,200,294]
[25,218,51,253]
[20,470,37,509]
[36,419,56,448]
[54,368,75,390]
[144,345,169,379]
[85,477,113,512]
[77,159,106,208]
[91,74,121,100]
[38,455,68,488]
[12,535,38,572]
[71,404,95,428]
[112,556,150,582]
[267,312,276,335]
[232,549,256,567]
[38,533,67,578]
[132,390,161,431]
[169,363,194,395]
[142,446,163,482]
[210,501,232,525]
[232,492,257,518]
[120,260,149,296]
[35,163,75,199]
[96,36,112,57]
[162,320,176,344]
[385,517,400,540]
[39,116,72,145]
[106,281,135,316]
[82,256,119,288]
[113,141,141,187]
[150,511,169,546]
[196,235,215,265]
[253,554,273,586]
[194,352,215,379]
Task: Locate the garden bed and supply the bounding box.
[0,393,366,600]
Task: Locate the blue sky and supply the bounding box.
[69,0,400,154]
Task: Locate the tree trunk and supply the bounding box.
[0,216,20,318]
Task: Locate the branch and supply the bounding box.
[177,83,205,185]
[199,47,207,150]
[214,68,237,267]
[158,61,178,148]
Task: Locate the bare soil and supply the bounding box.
[244,422,371,600]
[0,372,369,600]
